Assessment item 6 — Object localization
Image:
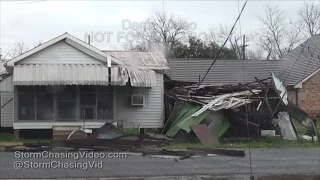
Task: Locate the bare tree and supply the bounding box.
[208,24,254,59]
[257,4,303,60]
[298,2,320,37]
[247,49,264,60]
[9,41,29,58]
[0,49,10,61]
[133,11,191,56]
[123,41,148,52]
[33,41,42,48]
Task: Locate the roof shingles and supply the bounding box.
[167,34,320,86]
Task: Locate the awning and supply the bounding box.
[12,64,157,87]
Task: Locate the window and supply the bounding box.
[79,86,114,120]
[97,93,113,119]
[57,86,76,120]
[17,85,114,121]
[18,86,35,120]
[36,87,54,120]
[80,86,96,120]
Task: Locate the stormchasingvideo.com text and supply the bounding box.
[13,151,127,170]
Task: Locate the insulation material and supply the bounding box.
[278,112,297,140]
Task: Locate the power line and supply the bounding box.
[237,0,253,178]
[198,0,248,87]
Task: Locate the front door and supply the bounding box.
[56,86,76,121]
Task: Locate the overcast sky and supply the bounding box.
[0,0,317,56]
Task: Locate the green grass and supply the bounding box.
[0,133,51,147]
[146,136,320,150]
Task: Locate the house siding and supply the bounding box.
[115,73,164,128]
[17,41,104,65]
[1,92,14,127]
[297,70,320,116]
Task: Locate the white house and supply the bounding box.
[0,33,168,138]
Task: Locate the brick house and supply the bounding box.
[167,34,320,116]
[278,34,320,116]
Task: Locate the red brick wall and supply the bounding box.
[297,70,320,116]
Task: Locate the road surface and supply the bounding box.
[0,148,319,179]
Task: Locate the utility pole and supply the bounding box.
[241,34,249,60]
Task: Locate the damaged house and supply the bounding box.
[164,34,320,142]
[0,33,168,139]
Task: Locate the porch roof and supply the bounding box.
[12,64,157,87]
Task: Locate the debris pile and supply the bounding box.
[163,73,319,143]
[5,123,172,152]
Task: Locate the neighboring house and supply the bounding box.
[278,34,320,116]
[167,34,320,116]
[0,33,168,135]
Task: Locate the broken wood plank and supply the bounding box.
[187,148,245,157]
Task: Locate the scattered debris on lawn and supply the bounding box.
[5,123,172,152]
[137,148,245,160]
[163,72,319,143]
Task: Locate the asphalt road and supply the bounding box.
[0,148,319,180]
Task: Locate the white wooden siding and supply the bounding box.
[0,75,14,92]
[17,41,104,65]
[4,73,164,129]
[1,92,14,127]
[115,73,164,128]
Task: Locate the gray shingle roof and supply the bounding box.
[278,34,320,86]
[167,34,320,86]
[167,59,285,85]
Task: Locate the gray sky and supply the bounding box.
[0,0,315,56]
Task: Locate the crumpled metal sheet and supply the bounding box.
[205,111,230,137]
[285,102,319,141]
[278,112,297,140]
[271,72,288,105]
[166,101,203,137]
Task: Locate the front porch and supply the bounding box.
[15,85,115,123]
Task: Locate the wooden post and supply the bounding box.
[14,129,20,141]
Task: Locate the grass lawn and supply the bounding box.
[144,136,320,150]
[1,119,319,151]
[0,133,51,147]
